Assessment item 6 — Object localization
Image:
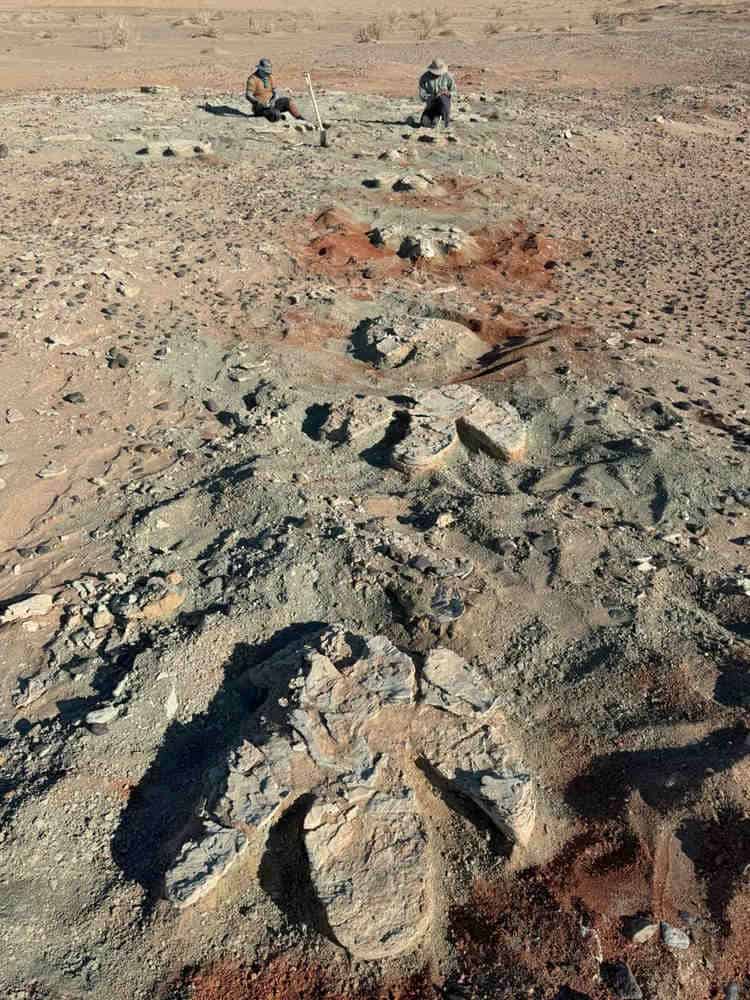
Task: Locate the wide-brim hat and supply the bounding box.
[426,59,448,75]
[257,58,272,71]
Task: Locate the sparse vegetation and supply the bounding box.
[191,12,218,38]
[99,16,131,50]
[414,7,454,41]
[356,8,403,42]
[248,15,273,35]
[593,7,624,28]
[356,20,384,42]
[385,8,402,30]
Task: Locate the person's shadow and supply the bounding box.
[110,622,324,910]
[201,103,252,119]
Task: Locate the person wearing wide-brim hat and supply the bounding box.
[245,57,304,123]
[418,58,457,128]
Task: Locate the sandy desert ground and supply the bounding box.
[0,2,749,999]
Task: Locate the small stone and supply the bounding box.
[363,174,398,190]
[1,593,54,623]
[85,704,122,726]
[63,391,86,404]
[0,143,8,158]
[0,450,8,467]
[660,921,690,950]
[37,463,68,479]
[92,607,114,630]
[129,590,185,621]
[163,140,212,158]
[5,408,23,424]
[393,172,434,192]
[165,687,178,720]
[625,916,659,944]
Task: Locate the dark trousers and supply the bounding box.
[421,95,451,128]
[253,97,296,122]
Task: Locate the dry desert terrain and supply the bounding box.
[0,2,749,999]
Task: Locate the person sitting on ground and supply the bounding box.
[245,58,304,123]
[418,58,456,128]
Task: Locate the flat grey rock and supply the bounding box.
[219,735,293,830]
[661,921,690,950]
[422,649,493,716]
[2,593,53,623]
[164,821,246,908]
[427,724,536,845]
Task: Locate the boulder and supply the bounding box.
[320,394,395,444]
[368,223,477,261]
[303,789,430,959]
[457,396,528,461]
[391,413,459,474]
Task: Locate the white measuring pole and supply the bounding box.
[305,71,328,147]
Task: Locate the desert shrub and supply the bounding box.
[385,7,402,29]
[248,15,273,34]
[414,7,453,40]
[356,19,384,42]
[593,7,624,28]
[99,16,131,49]
[191,12,218,37]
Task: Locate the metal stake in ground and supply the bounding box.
[305,72,328,147]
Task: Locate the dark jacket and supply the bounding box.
[419,71,456,103]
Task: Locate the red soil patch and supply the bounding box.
[449,870,599,998]
[295,209,577,299]
[175,958,440,1000]
[449,803,750,997]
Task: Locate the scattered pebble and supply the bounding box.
[37,463,68,479]
[660,921,690,950]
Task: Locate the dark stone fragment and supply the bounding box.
[602,962,642,1000]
